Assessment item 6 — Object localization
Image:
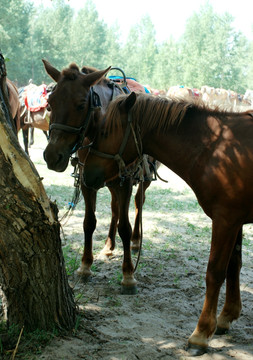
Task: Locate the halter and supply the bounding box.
[49,87,101,155]
[89,111,144,184]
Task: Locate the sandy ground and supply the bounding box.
[24,133,253,359]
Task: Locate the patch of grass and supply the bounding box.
[62,244,80,276]
[105,296,122,308]
[109,270,122,286]
[0,322,59,359]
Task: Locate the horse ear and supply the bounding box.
[42,59,61,82]
[82,66,111,87]
[120,92,137,112]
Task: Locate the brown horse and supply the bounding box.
[83,91,253,353]
[4,79,48,154]
[18,84,52,154]
[42,60,157,294]
[5,78,20,133]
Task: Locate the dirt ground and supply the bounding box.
[27,134,253,360]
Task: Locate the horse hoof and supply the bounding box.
[121,284,138,295]
[215,326,229,335]
[98,250,113,259]
[131,247,140,254]
[187,343,208,356]
[131,240,141,252]
[76,266,92,278]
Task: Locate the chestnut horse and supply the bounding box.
[3,78,20,134]
[3,80,49,155]
[42,60,157,294]
[18,84,53,155]
[83,91,253,353]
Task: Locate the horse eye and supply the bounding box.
[47,104,51,111]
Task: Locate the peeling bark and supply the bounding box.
[0,108,76,331]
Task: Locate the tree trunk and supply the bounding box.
[0,107,76,331]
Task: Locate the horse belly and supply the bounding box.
[31,111,49,131]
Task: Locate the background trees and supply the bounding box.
[179,3,250,92]
[1,0,253,91]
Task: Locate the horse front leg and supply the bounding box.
[99,184,119,257]
[216,227,242,333]
[76,182,97,277]
[188,219,241,354]
[114,179,137,294]
[131,180,151,251]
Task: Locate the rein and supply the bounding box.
[90,111,144,185]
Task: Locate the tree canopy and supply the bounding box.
[1,0,253,93]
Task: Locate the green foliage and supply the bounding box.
[179,3,250,91]
[0,0,33,84]
[69,0,107,68]
[1,0,252,92]
[0,322,59,358]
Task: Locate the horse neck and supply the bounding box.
[144,134,194,183]
[140,116,203,186]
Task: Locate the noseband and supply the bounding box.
[49,87,101,155]
[89,112,144,184]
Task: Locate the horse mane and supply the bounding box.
[104,93,241,136]
[104,94,199,135]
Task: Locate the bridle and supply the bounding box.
[89,111,145,185]
[48,70,126,157]
[49,86,102,155]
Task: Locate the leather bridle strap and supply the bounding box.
[89,111,143,182]
[50,123,85,133]
[49,87,101,154]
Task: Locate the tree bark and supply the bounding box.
[0,107,76,331]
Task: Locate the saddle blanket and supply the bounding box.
[109,76,150,94]
[24,84,48,112]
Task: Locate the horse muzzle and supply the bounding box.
[43,146,69,172]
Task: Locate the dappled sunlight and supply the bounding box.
[241,283,253,294]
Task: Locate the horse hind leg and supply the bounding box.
[131,180,151,252]
[43,130,49,140]
[29,128,34,147]
[216,227,243,334]
[188,220,241,354]
[22,128,29,155]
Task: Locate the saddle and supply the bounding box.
[109,75,150,94]
[21,83,49,123]
[24,84,48,112]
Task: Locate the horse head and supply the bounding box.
[42,59,110,172]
